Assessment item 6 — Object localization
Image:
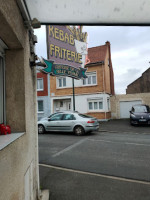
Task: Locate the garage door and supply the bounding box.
[120,100,142,118]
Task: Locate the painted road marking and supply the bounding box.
[39,163,150,185]
[52,137,88,158]
[88,138,150,146]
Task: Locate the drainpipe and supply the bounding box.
[102,62,106,120]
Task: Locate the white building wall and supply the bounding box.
[51,93,111,114]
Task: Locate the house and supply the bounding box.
[126,67,150,94]
[0,1,41,199]
[37,71,51,120]
[50,41,115,120]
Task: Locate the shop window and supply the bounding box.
[88,99,103,111]
[83,72,97,86]
[37,78,43,91]
[38,100,44,112]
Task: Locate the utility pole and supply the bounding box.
[72,78,75,111]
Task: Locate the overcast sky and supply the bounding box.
[34,26,150,94]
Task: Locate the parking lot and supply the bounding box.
[39,120,150,200]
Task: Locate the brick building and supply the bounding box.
[126,68,150,94]
[37,71,51,120]
[50,41,115,120]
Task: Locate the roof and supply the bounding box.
[86,45,107,65]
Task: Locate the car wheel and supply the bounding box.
[38,125,45,134]
[74,126,85,136]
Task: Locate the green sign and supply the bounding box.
[42,59,87,79]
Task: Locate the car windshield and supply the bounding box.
[134,105,148,113]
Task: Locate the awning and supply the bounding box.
[22,0,150,25]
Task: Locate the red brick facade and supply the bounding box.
[37,72,48,96]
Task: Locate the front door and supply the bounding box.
[66,101,71,111]
[45,113,63,131]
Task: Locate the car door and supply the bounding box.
[45,113,63,131]
[60,114,76,131]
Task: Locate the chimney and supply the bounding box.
[105,41,115,95]
[105,41,110,46]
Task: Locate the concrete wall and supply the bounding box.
[111,93,150,119]
[0,1,39,199]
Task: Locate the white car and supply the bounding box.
[38,111,99,136]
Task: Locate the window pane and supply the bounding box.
[50,114,63,121]
[99,102,103,109]
[38,101,43,112]
[39,79,43,89]
[88,76,91,84]
[59,79,62,87]
[37,79,43,90]
[83,79,86,85]
[107,99,110,110]
[94,102,98,109]
[63,78,66,86]
[89,102,93,110]
[60,101,63,107]
[92,75,96,84]
[78,114,92,118]
[63,114,73,120]
[0,57,4,123]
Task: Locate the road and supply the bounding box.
[39,126,150,200]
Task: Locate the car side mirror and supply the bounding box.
[48,118,51,121]
[129,110,131,113]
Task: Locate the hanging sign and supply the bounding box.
[42,25,88,79]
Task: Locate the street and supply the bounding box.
[39,121,150,200]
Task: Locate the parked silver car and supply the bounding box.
[38,111,99,136]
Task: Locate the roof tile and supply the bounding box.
[87,45,107,64]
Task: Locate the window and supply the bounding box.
[88,99,103,111]
[60,101,63,107]
[107,98,110,110]
[0,56,4,123]
[62,114,75,120]
[50,113,63,121]
[37,100,44,112]
[83,72,97,86]
[89,102,93,110]
[78,114,92,118]
[37,78,43,91]
[58,77,66,88]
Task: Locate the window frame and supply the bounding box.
[0,56,5,124]
[37,78,44,91]
[37,100,44,113]
[0,41,6,124]
[57,77,67,88]
[50,113,63,121]
[88,99,103,111]
[107,98,110,111]
[83,72,97,86]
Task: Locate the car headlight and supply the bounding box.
[131,114,136,118]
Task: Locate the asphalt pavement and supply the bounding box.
[39,119,150,200]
